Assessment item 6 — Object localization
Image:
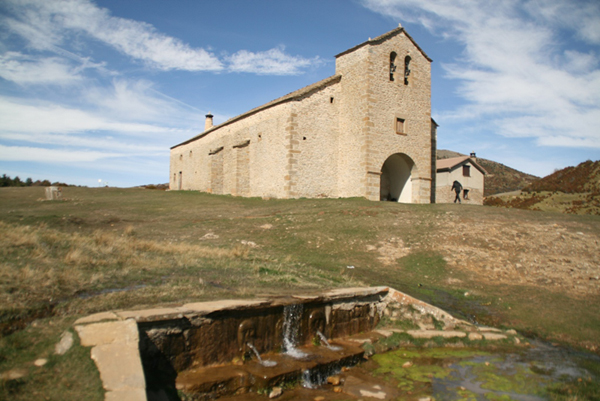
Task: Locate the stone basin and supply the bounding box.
[74,286,515,401]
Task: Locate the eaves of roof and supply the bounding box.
[171,74,342,150]
[437,156,488,175]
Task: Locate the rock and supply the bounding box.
[506,329,517,335]
[514,337,521,344]
[55,331,74,355]
[333,386,343,393]
[407,330,467,339]
[314,397,326,401]
[260,224,273,229]
[327,375,341,386]
[482,333,507,341]
[468,332,483,341]
[0,369,27,380]
[240,240,257,247]
[402,361,413,368]
[34,358,47,367]
[269,386,283,399]
[200,233,219,240]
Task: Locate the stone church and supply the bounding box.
[170,26,437,203]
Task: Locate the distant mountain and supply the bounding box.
[484,159,600,215]
[437,150,539,196]
[523,160,600,194]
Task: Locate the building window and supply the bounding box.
[179,154,183,161]
[189,150,193,157]
[389,52,397,81]
[396,118,405,134]
[404,55,411,85]
[463,165,471,177]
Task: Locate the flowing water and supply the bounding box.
[282,303,308,359]
[316,330,342,351]
[246,342,277,367]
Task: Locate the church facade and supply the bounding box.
[170,26,437,203]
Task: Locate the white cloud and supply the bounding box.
[362,0,600,149]
[0,144,120,163]
[0,52,82,85]
[4,0,223,72]
[227,46,321,75]
[0,96,170,135]
[3,0,322,76]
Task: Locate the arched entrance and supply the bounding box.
[380,153,414,203]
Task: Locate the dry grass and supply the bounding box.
[0,221,251,312]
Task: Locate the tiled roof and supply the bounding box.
[437,156,488,175]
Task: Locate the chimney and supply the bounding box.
[470,151,476,159]
[204,112,214,132]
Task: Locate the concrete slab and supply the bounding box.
[116,307,189,322]
[182,299,270,314]
[75,319,138,347]
[323,287,389,299]
[75,311,119,325]
[91,342,146,392]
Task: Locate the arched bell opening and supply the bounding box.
[380,153,415,203]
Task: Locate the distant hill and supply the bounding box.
[437,150,539,196]
[485,160,600,215]
[523,159,600,194]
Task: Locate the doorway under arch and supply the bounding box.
[380,153,414,203]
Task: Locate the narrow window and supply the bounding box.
[396,118,405,134]
[330,97,334,103]
[389,52,397,81]
[463,165,471,177]
[179,154,183,160]
[404,55,411,85]
[189,150,193,157]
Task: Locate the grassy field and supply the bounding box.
[1,186,599,400]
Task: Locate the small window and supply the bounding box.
[404,55,411,85]
[463,165,471,177]
[390,52,397,81]
[189,150,193,157]
[179,154,183,160]
[330,97,334,103]
[396,118,405,134]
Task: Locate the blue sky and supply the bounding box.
[1,0,599,187]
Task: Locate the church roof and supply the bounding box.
[437,156,487,175]
[172,74,342,149]
[335,26,432,62]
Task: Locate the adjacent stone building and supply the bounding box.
[170,26,437,203]
[436,154,487,204]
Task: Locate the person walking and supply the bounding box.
[451,180,463,203]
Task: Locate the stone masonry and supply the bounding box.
[170,26,436,203]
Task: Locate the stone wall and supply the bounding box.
[170,27,435,203]
[436,164,485,205]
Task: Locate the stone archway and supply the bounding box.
[380,153,414,203]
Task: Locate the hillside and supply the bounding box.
[523,159,600,194]
[437,150,538,196]
[486,160,600,215]
[1,186,599,401]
